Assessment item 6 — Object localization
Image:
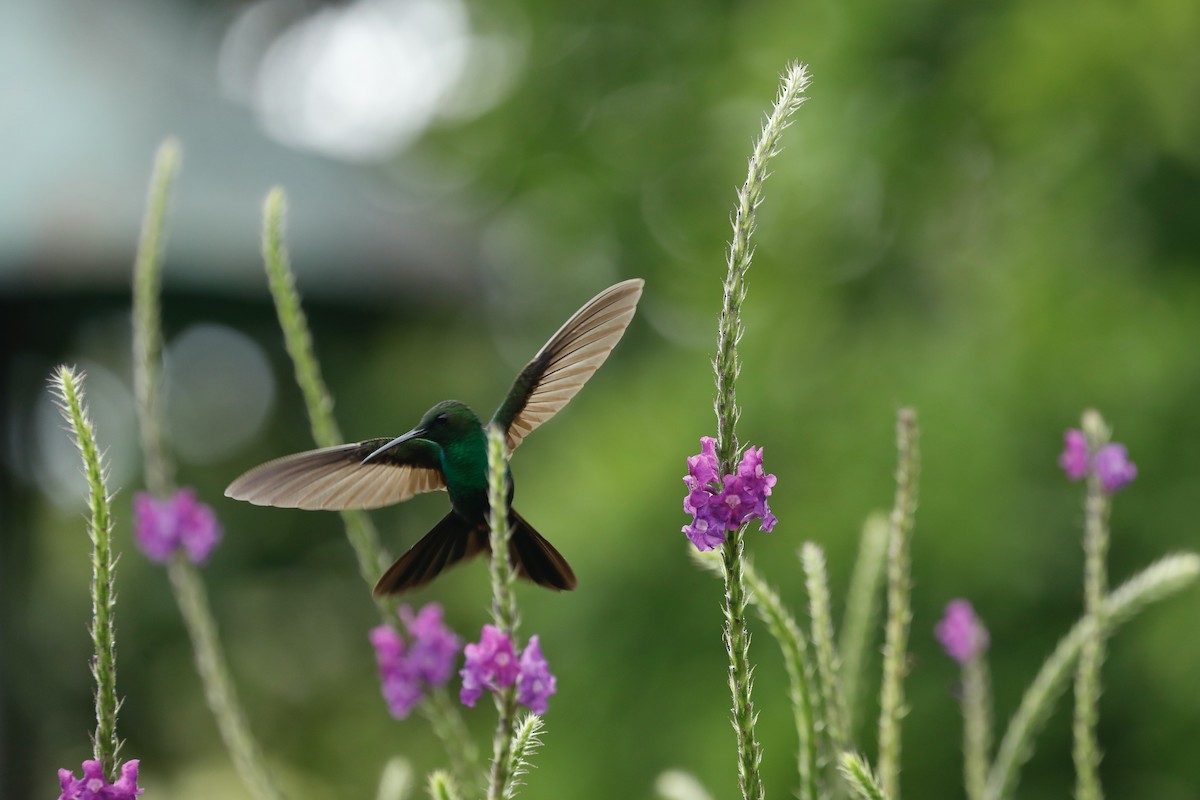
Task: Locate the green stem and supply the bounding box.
[52,367,122,780]
[485,424,521,800]
[962,655,993,800]
[743,557,820,800]
[1073,410,1110,800]
[131,138,181,499]
[801,542,848,756]
[838,513,889,736]
[505,713,546,799]
[169,556,285,800]
[712,60,811,800]
[260,189,392,610]
[877,408,919,800]
[983,553,1200,800]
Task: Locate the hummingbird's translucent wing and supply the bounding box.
[224,438,445,511]
[492,278,644,452]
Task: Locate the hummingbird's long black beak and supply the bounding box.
[363,428,425,463]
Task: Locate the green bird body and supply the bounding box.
[226,279,644,595]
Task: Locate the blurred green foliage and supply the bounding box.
[4,0,1200,798]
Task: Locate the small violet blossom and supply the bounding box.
[460,626,557,714]
[133,488,221,564]
[58,759,142,800]
[516,635,557,715]
[935,600,989,665]
[1057,429,1137,493]
[682,436,777,551]
[1092,444,1137,493]
[370,602,461,719]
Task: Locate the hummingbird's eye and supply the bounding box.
[435,412,449,425]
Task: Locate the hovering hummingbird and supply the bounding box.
[225,279,644,596]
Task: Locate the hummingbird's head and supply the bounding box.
[411,400,482,446]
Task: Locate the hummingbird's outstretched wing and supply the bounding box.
[492,278,644,452]
[225,438,445,511]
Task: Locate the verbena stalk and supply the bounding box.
[132,142,285,800]
[983,553,1200,800]
[485,425,521,800]
[712,61,811,800]
[131,139,180,499]
[52,367,122,780]
[258,188,474,769]
[742,557,820,800]
[801,542,848,757]
[838,513,889,735]
[261,189,392,600]
[1073,410,1110,800]
[877,408,919,800]
[962,655,993,800]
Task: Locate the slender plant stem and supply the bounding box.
[1073,410,1110,800]
[169,556,284,800]
[129,143,286,800]
[712,61,811,800]
[838,753,889,800]
[802,542,848,757]
[877,408,919,800]
[260,189,392,608]
[52,367,122,779]
[742,556,820,800]
[838,513,889,736]
[962,655,993,800]
[485,424,521,800]
[374,757,414,800]
[131,138,180,499]
[983,553,1200,800]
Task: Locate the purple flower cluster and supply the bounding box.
[935,599,989,665]
[682,436,777,551]
[370,603,462,719]
[460,626,557,715]
[133,488,222,564]
[58,760,142,800]
[1058,429,1137,493]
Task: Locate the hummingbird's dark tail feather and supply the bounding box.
[372,512,489,596]
[372,509,577,596]
[510,510,578,591]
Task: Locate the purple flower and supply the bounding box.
[682,437,778,550]
[1056,428,1137,493]
[1058,429,1090,481]
[460,625,519,707]
[133,488,221,564]
[58,759,142,800]
[935,600,989,665]
[516,635,557,714]
[1093,443,1137,493]
[370,625,423,719]
[400,603,462,686]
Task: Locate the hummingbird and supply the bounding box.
[225,279,644,596]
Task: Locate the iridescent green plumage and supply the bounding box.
[226,279,644,594]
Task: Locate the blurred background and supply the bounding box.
[3,0,1199,797]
